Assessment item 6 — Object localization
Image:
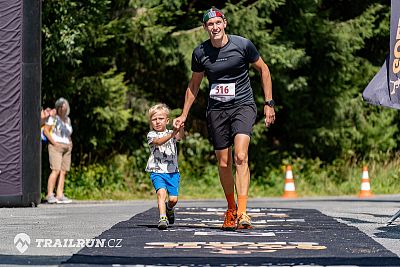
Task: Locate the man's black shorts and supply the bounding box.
[206,104,257,150]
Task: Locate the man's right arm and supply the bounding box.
[173,71,204,128]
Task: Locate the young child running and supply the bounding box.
[145,103,184,230]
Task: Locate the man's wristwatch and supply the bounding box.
[264,99,275,107]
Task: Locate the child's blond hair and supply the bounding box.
[148,103,170,129]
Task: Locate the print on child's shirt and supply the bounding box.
[146,130,179,173]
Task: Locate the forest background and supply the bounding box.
[41,0,400,200]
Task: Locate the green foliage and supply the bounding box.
[64,153,153,200]
[179,133,215,171]
[174,133,222,198]
[71,69,131,157]
[66,163,126,199]
[42,0,112,92]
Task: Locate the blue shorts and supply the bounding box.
[150,172,180,196]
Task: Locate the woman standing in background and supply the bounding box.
[43,97,73,204]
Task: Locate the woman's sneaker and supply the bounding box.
[56,195,72,204]
[165,202,175,224]
[158,216,169,230]
[46,194,57,204]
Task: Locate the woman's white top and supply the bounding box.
[46,115,73,144]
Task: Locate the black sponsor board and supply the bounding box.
[64,207,400,266]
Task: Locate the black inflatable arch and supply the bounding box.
[0,0,41,207]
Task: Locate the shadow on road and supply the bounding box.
[2,254,400,266]
[375,225,400,239]
[335,216,373,224]
[0,254,69,265]
[65,255,400,266]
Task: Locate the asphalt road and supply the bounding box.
[1,195,400,266]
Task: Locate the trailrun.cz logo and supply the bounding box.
[14,233,122,254]
[14,233,30,254]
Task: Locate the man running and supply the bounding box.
[173,7,275,230]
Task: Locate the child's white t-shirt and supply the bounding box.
[145,130,179,173]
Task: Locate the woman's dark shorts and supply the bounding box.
[206,104,257,150]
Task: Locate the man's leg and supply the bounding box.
[216,147,237,230]
[215,147,236,209]
[234,134,252,228]
[234,134,250,197]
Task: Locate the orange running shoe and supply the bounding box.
[221,208,237,231]
[237,212,253,229]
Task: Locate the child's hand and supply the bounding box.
[173,126,180,134]
[174,123,185,141]
[173,123,184,132]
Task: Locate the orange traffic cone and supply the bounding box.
[283,165,297,198]
[359,166,373,197]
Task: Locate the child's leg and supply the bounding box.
[157,188,168,216]
[150,173,168,217]
[150,173,169,229]
[157,189,169,230]
[167,196,178,209]
[166,172,180,209]
[164,172,180,225]
[166,195,177,225]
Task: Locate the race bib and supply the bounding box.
[209,83,236,102]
